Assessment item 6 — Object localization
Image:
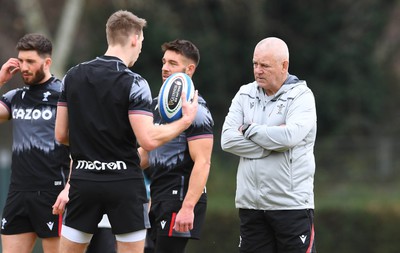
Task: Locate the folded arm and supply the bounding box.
[221,92,270,158]
[245,90,316,150]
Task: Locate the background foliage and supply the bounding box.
[1,0,400,252]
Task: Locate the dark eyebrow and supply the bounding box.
[163,59,179,65]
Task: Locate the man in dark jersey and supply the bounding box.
[0,33,70,253]
[51,10,198,253]
[139,39,214,253]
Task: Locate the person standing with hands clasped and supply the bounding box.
[221,37,317,253]
[51,10,198,253]
[139,39,214,253]
[0,33,70,253]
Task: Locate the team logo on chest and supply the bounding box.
[276,103,285,114]
[43,91,51,101]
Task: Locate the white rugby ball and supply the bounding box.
[158,72,195,123]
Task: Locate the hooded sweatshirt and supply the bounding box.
[221,74,317,210]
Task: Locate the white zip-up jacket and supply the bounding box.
[221,74,317,210]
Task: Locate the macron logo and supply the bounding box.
[299,235,307,244]
[1,218,7,229]
[75,160,127,171]
[160,220,167,229]
[47,222,54,230]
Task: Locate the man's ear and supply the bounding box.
[185,63,196,76]
[44,57,52,70]
[131,34,138,47]
[282,60,289,72]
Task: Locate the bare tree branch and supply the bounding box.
[15,0,51,36]
[15,0,85,78]
[52,0,86,77]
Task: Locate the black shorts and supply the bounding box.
[147,200,206,240]
[238,209,316,253]
[1,190,62,238]
[64,179,150,234]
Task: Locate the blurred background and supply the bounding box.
[1,0,400,252]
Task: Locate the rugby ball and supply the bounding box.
[158,72,195,123]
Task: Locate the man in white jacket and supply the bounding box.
[221,37,317,253]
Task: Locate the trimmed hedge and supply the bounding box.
[187,208,400,253]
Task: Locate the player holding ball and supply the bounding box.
[139,39,214,253]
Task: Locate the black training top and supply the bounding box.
[58,55,153,181]
[145,95,214,203]
[0,77,70,191]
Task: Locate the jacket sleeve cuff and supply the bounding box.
[243,123,257,139]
